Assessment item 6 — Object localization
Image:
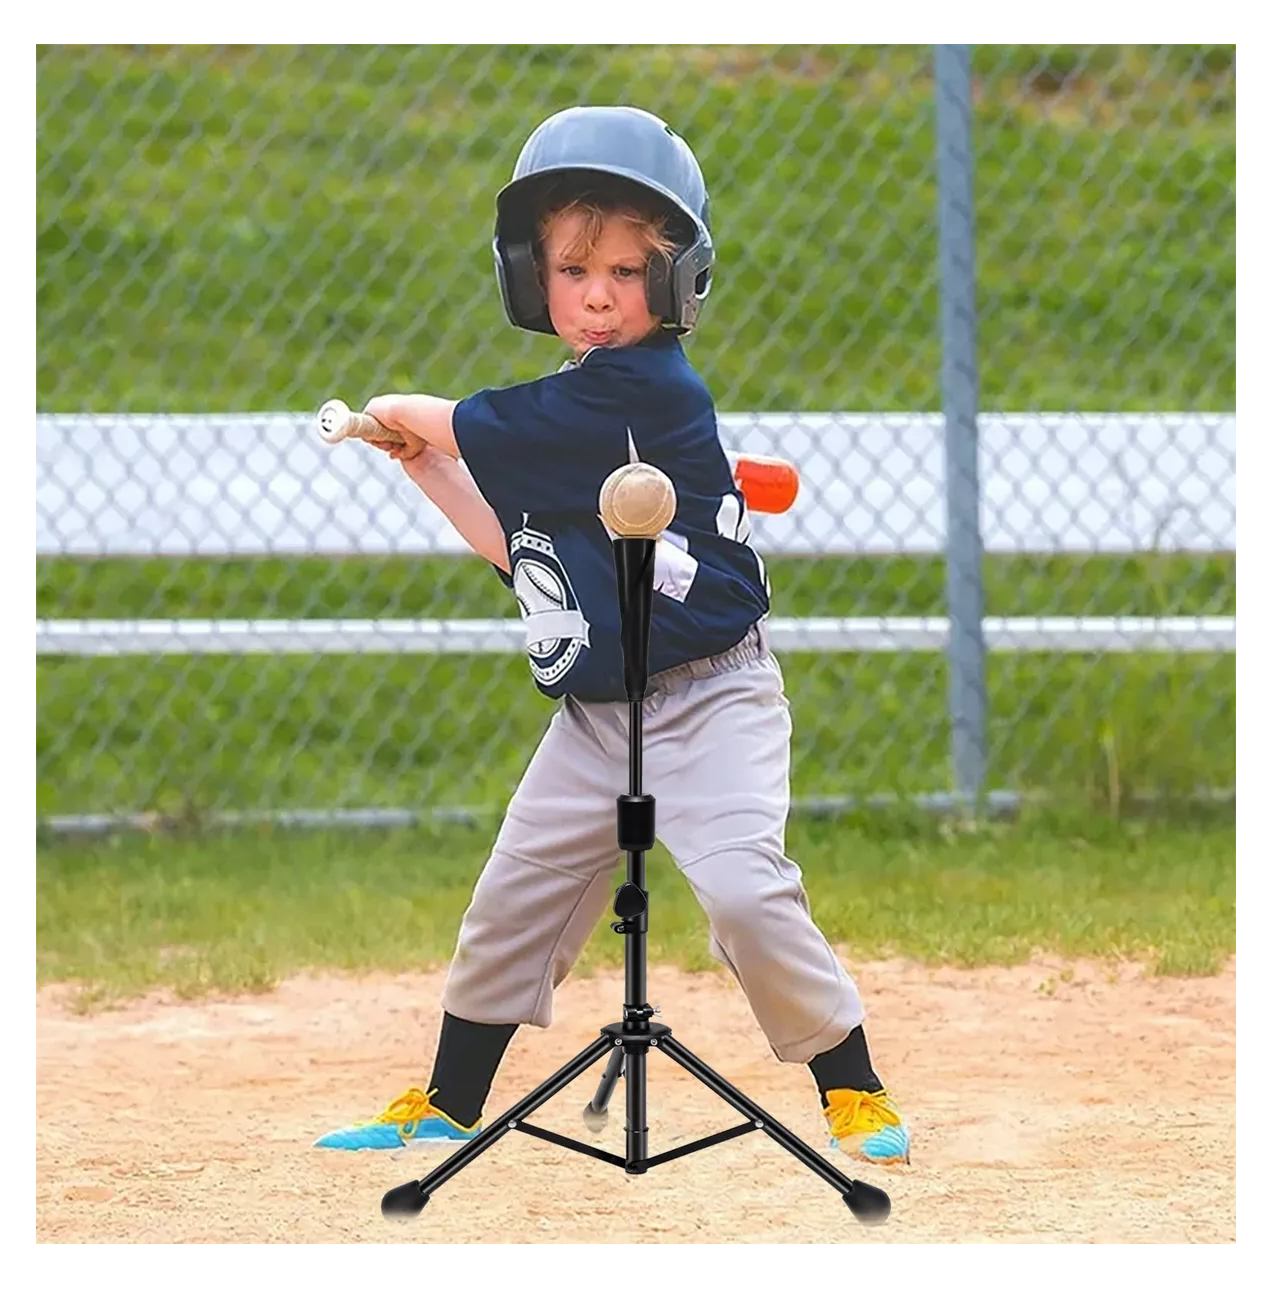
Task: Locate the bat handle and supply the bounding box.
[316,399,405,445]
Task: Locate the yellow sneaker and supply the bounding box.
[824,1088,911,1165]
[314,1086,481,1151]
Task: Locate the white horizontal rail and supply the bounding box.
[36,616,1236,657]
[36,411,1236,555]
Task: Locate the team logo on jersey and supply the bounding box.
[510,523,590,687]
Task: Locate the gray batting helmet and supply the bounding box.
[493,105,715,336]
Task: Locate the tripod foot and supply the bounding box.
[381,1180,430,1219]
[582,1102,609,1134]
[843,1182,891,1225]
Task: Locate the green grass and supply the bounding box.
[37,553,1238,620]
[37,44,1235,413]
[36,552,1237,818]
[35,47,1237,1001]
[34,650,1236,818]
[36,44,1236,817]
[35,812,1236,1007]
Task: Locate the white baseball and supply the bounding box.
[599,462,677,537]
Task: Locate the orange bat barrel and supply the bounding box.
[728,453,800,515]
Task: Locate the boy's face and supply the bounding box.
[541,211,662,356]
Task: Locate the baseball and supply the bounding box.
[599,462,677,538]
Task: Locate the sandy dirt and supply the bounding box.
[36,955,1235,1244]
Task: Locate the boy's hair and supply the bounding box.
[533,178,680,273]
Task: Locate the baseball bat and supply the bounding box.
[315,399,800,514]
[317,398,406,445]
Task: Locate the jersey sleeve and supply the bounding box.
[452,354,632,517]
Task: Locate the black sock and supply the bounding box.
[426,1012,519,1128]
[807,1025,883,1106]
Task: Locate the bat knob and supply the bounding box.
[317,398,352,443]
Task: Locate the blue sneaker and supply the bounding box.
[314,1087,481,1151]
[825,1088,911,1166]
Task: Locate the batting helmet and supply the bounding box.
[493,105,715,336]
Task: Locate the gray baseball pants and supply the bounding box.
[441,620,866,1063]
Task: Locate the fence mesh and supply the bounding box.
[36,45,1236,825]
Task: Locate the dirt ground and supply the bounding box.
[36,955,1235,1244]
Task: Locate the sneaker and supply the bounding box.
[314,1086,481,1151]
[824,1088,911,1165]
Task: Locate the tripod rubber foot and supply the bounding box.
[582,1103,609,1134]
[843,1182,891,1225]
[381,1181,430,1219]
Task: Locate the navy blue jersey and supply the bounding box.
[452,331,771,702]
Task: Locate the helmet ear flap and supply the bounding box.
[495,237,555,335]
[645,251,674,324]
[644,241,714,334]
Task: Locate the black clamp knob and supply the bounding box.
[611,881,648,933]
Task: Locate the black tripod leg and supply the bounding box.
[582,1045,625,1133]
[382,1032,615,1218]
[625,1044,648,1168]
[657,1035,891,1224]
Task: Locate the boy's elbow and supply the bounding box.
[437,399,461,459]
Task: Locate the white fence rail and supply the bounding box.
[37,412,1236,556]
[36,616,1237,657]
[37,411,1235,659]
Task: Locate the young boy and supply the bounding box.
[315,106,911,1167]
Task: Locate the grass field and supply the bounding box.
[37,45,1235,413]
[36,44,1236,820]
[37,553,1236,819]
[36,46,1236,1002]
[38,553,1237,621]
[36,810,1236,1007]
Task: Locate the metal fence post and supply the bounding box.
[934,44,988,807]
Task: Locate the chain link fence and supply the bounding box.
[36,45,1236,829]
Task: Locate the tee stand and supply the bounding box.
[381,536,890,1226]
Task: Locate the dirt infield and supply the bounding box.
[36,956,1235,1244]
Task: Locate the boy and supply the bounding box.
[315,106,911,1167]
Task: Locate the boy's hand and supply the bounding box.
[363,392,460,461]
[359,395,426,461]
[369,435,427,462]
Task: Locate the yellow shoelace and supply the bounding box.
[372,1086,446,1128]
[823,1089,902,1142]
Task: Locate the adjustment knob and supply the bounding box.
[613,882,648,920]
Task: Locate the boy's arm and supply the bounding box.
[398,446,511,574]
[364,393,460,460]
